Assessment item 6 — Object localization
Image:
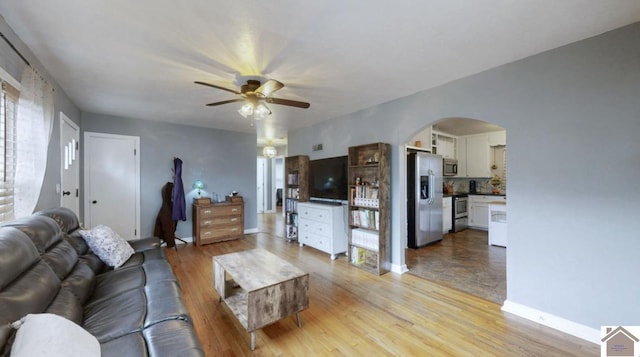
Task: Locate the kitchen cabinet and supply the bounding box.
[456,134,491,178]
[435,133,456,159]
[455,138,467,177]
[442,196,452,234]
[468,195,505,230]
[488,131,506,146]
[465,134,491,178]
[488,202,507,247]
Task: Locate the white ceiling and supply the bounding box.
[1,1,639,147]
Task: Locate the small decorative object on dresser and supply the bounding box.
[192,199,244,245]
[193,197,211,205]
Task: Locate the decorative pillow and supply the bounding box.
[79,225,134,268]
[10,313,100,357]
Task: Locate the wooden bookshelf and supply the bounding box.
[347,143,390,275]
[284,155,309,242]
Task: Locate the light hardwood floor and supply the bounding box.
[165,212,598,356]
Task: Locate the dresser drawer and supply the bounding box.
[200,215,241,227]
[299,218,330,237]
[199,225,243,242]
[299,232,329,251]
[199,204,242,218]
[298,205,329,222]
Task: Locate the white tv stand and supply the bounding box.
[297,202,348,260]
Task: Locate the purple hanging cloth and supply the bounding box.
[172,157,186,221]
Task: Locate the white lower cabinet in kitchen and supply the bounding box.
[298,202,348,260]
[468,195,506,230]
[443,196,452,234]
[488,202,507,247]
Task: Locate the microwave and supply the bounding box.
[443,159,458,176]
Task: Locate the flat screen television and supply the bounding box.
[309,156,348,201]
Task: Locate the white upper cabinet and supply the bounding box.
[455,138,467,177]
[466,134,491,178]
[435,133,456,159]
[457,134,492,178]
[488,131,506,146]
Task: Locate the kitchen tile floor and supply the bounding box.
[405,229,506,304]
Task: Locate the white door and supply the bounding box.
[257,157,265,213]
[84,132,140,239]
[60,113,80,218]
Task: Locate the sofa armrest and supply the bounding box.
[127,237,161,253]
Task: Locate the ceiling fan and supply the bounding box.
[194,79,310,119]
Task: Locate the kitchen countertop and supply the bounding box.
[466,193,506,197]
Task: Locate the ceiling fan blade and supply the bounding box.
[206,98,245,106]
[266,97,310,109]
[195,81,241,95]
[256,79,284,96]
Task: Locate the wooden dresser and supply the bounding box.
[192,199,244,245]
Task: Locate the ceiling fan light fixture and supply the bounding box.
[238,102,254,118]
[253,103,271,120]
[263,145,277,158]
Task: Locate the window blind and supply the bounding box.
[0,81,18,222]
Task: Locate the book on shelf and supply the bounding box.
[351,228,379,252]
[287,173,299,185]
[286,212,298,226]
[285,198,298,213]
[351,246,366,265]
[287,187,300,199]
[351,185,379,208]
[350,209,378,230]
[286,224,298,239]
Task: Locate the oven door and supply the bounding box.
[454,197,468,219]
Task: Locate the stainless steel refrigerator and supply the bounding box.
[407,151,443,248]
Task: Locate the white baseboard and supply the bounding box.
[245,228,258,234]
[391,263,409,274]
[501,300,599,344]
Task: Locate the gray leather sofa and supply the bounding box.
[0,207,203,356]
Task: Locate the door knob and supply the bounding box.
[62,191,71,196]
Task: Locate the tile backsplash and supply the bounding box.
[445,177,504,195]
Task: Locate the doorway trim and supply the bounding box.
[59,112,80,218]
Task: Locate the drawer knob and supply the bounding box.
[231,218,238,222]
[204,220,212,225]
[232,208,238,212]
[204,209,212,214]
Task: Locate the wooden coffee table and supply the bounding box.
[213,248,309,350]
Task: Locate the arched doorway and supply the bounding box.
[403,117,507,304]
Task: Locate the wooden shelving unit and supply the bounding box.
[347,143,390,275]
[284,155,309,242]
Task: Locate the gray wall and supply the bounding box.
[0,15,81,214]
[289,22,640,329]
[82,113,257,238]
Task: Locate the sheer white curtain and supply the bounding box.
[14,66,54,218]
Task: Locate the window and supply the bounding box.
[0,80,18,222]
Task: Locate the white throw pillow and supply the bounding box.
[10,313,101,357]
[79,225,134,268]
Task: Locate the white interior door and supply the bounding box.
[84,132,140,239]
[257,157,265,213]
[60,113,80,218]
